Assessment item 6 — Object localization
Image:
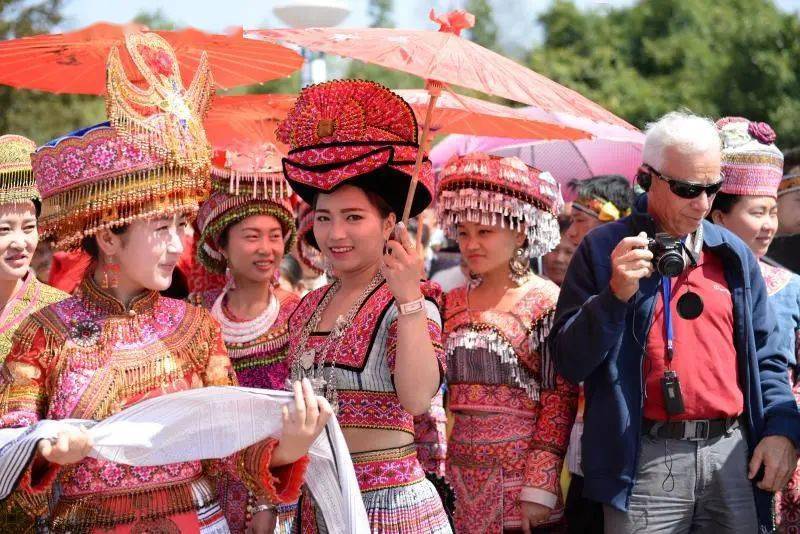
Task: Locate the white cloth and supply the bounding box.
[0,386,369,534]
[566,420,584,476]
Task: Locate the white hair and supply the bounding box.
[642,111,721,170]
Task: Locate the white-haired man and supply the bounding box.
[550,111,800,533]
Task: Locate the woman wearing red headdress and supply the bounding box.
[437,153,578,533]
[280,80,452,533]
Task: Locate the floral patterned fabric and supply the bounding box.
[443,279,578,532]
[0,275,307,532]
[761,261,800,531]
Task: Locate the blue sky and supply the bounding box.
[59,0,799,57]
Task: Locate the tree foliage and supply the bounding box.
[528,0,800,148]
[465,0,497,50]
[368,0,393,28]
[133,8,177,30]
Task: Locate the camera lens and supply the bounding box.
[657,252,685,277]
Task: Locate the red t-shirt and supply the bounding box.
[643,249,743,421]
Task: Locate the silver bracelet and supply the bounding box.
[396,297,425,316]
[250,503,277,515]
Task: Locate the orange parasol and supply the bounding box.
[248,9,628,222]
[204,94,295,153]
[393,89,590,143]
[246,10,633,129]
[0,22,302,94]
[206,91,590,153]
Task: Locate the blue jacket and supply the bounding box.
[549,194,800,531]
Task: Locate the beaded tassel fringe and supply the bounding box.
[438,188,560,258]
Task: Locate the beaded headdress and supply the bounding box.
[437,153,563,258]
[32,32,213,250]
[0,135,40,205]
[295,200,324,275]
[196,145,297,274]
[277,79,434,218]
[717,117,783,198]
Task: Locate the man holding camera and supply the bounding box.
[550,111,800,533]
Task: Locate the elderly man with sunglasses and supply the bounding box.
[550,111,800,534]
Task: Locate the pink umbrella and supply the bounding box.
[430,109,644,201]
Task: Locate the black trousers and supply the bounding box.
[564,475,604,534]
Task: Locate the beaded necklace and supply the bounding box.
[291,271,384,410]
[211,288,279,345]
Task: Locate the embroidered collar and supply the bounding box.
[76,273,159,316]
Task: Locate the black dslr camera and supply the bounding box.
[648,233,685,277]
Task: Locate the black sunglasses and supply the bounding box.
[644,164,725,199]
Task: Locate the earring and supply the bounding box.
[509,246,530,286]
[101,255,120,289]
[225,266,237,290]
[272,267,281,288]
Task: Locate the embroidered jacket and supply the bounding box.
[443,279,578,506]
[0,276,307,532]
[189,289,300,390]
[760,261,800,369]
[0,272,66,531]
[0,273,67,361]
[288,280,445,437]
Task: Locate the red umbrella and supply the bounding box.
[206,92,590,152]
[0,22,302,94]
[248,9,629,222]
[204,94,294,152]
[394,89,590,142]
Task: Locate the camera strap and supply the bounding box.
[661,275,674,364]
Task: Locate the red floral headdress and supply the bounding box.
[277,79,434,218]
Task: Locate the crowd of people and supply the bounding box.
[0,31,798,534]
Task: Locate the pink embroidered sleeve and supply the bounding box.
[522,372,578,508]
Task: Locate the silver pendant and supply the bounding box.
[299,348,316,368]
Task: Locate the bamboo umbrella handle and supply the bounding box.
[401,82,441,225]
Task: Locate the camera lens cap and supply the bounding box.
[677,291,703,320]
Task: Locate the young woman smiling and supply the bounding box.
[0,135,68,532]
[191,147,302,533]
[280,80,451,533]
[0,35,329,533]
